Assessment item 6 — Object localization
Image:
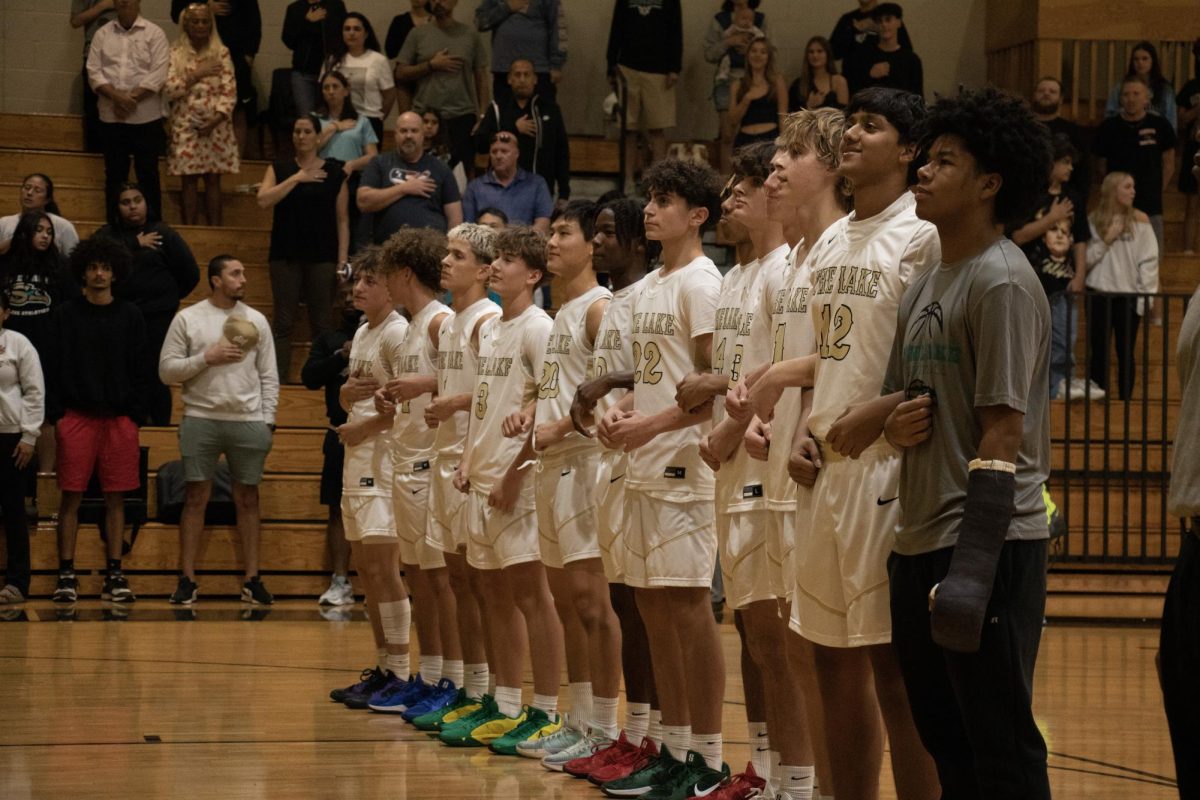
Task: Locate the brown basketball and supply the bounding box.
[222,316,259,351]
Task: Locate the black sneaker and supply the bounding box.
[169,576,198,605]
[241,576,274,605]
[331,667,388,704]
[102,573,137,603]
[52,573,78,603]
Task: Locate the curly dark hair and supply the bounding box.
[641,158,724,234]
[1050,132,1077,165]
[551,199,600,241]
[918,86,1052,227]
[494,226,547,286]
[600,196,661,267]
[846,86,927,145]
[68,235,132,286]
[379,226,448,292]
[732,141,776,185]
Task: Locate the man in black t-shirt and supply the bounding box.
[1095,76,1177,255]
[358,112,464,243]
[830,0,913,63]
[845,3,922,96]
[1030,76,1091,201]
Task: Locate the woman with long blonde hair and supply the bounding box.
[1085,171,1159,400]
[728,36,788,149]
[164,2,239,226]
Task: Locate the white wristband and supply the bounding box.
[968,458,1016,474]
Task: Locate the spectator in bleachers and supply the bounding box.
[0,174,80,257]
[830,0,912,65]
[1104,41,1177,121]
[475,0,566,104]
[728,36,787,149]
[45,236,148,605]
[301,276,359,608]
[1178,41,1200,255]
[1085,172,1160,401]
[606,0,682,191]
[165,2,240,227]
[1096,76,1177,258]
[1030,76,1091,201]
[316,71,379,252]
[0,213,78,358]
[322,12,395,142]
[704,1,766,170]
[70,1,118,154]
[257,117,349,380]
[171,0,262,157]
[158,255,279,606]
[788,36,849,112]
[844,3,922,97]
[358,111,463,243]
[462,131,552,232]
[477,207,508,230]
[395,0,489,180]
[98,182,200,426]
[87,0,169,226]
[0,287,44,605]
[1008,135,1092,400]
[385,1,432,113]
[474,59,571,207]
[421,110,455,166]
[282,0,348,118]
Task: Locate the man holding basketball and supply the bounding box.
[159,255,279,606]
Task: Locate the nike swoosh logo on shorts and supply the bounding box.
[411,488,423,495]
[876,496,898,505]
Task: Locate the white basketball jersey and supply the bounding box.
[724,243,790,513]
[711,260,753,425]
[806,191,940,441]
[432,297,501,459]
[343,310,408,497]
[589,280,643,481]
[627,256,722,498]
[536,284,612,460]
[467,304,553,492]
[385,299,451,474]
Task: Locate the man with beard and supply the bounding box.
[359,111,464,242]
[1030,76,1090,200]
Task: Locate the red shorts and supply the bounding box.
[55,411,140,492]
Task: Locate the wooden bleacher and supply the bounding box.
[1,112,1198,611]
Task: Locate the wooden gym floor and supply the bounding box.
[0,603,1178,799]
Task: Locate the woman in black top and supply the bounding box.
[0,211,77,358]
[788,36,849,112]
[729,36,787,149]
[98,183,200,425]
[257,116,349,380]
[385,0,431,113]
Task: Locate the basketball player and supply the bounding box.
[517,201,623,766]
[563,198,665,783]
[330,249,412,710]
[596,159,729,798]
[368,228,461,715]
[442,227,565,750]
[882,86,1053,799]
[409,223,500,731]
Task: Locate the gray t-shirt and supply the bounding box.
[883,237,1051,555]
[1168,286,1200,518]
[71,0,117,58]
[397,20,487,119]
[361,150,461,242]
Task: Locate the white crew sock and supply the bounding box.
[661,724,691,757]
[568,682,593,731]
[694,732,723,771]
[625,702,651,745]
[748,721,770,778]
[464,663,489,698]
[495,685,522,717]
[647,708,664,746]
[443,659,464,688]
[422,655,442,684]
[532,693,558,716]
[780,764,815,800]
[770,749,781,793]
[593,695,620,739]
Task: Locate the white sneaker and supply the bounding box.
[319,575,355,606]
[1052,378,1067,400]
[1085,379,1106,400]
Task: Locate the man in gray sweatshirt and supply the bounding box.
[159,255,279,605]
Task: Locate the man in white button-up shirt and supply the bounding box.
[86,0,169,224]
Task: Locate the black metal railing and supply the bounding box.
[1050,290,1193,565]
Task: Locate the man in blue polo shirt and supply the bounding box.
[462,131,552,233]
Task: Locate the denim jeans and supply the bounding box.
[1048,291,1078,398]
[290,71,320,119]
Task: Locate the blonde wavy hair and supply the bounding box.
[1090,171,1139,241]
[171,2,226,69]
[776,108,853,209]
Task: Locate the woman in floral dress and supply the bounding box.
[165,2,240,226]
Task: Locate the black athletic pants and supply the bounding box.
[1088,293,1140,401]
[889,539,1052,800]
[0,432,33,596]
[1160,525,1200,798]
